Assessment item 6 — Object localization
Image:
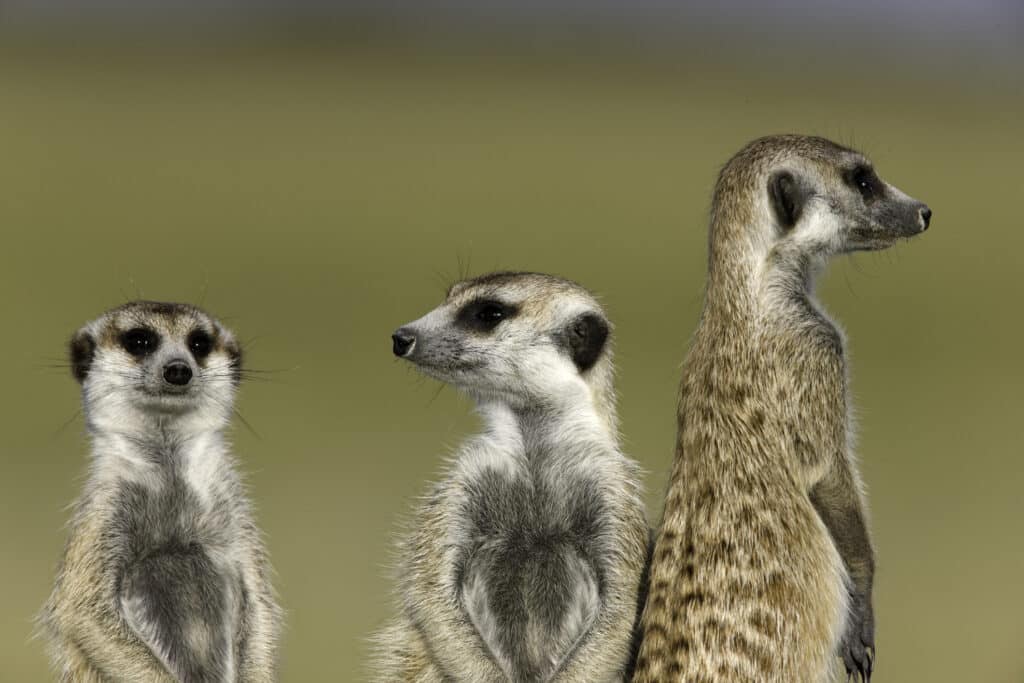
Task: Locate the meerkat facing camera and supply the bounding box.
[372,272,650,682]
[40,301,281,682]
[633,136,931,682]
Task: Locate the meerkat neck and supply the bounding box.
[478,395,617,453]
[87,419,229,488]
[707,215,826,326]
[706,210,766,321]
[586,367,619,439]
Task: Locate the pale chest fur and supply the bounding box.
[81,433,255,574]
[441,425,627,577]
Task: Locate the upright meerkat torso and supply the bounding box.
[41,301,281,682]
[634,136,931,682]
[372,272,650,682]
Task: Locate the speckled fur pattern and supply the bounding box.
[40,301,282,682]
[633,136,930,683]
[371,273,650,682]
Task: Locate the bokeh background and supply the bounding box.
[2,2,1022,681]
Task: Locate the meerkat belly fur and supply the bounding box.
[373,272,650,683]
[40,301,281,682]
[633,136,931,683]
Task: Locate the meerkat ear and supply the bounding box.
[69,329,96,383]
[224,337,243,385]
[564,313,609,372]
[768,170,806,230]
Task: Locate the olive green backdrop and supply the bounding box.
[1,33,1021,682]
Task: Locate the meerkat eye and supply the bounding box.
[120,328,159,357]
[477,304,505,323]
[457,299,518,332]
[848,165,881,201]
[188,330,214,359]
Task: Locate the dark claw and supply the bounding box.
[842,638,873,682]
[839,592,875,683]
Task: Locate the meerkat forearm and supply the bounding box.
[557,564,647,682]
[810,465,876,677]
[370,621,449,683]
[51,613,176,683]
[810,466,875,596]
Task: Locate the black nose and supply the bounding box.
[163,361,193,386]
[392,329,416,358]
[919,205,932,230]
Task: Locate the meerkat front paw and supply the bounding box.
[840,594,874,682]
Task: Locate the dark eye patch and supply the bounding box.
[846,164,883,202]
[188,329,214,360]
[455,299,519,333]
[120,328,159,358]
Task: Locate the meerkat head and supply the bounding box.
[711,135,931,284]
[69,301,242,433]
[391,272,616,427]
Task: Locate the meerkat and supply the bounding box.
[371,271,650,682]
[40,301,282,682]
[633,135,931,683]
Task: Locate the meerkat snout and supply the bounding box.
[162,359,193,387]
[391,328,416,358]
[898,201,932,236]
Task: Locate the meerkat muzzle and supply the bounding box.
[919,205,932,231]
[162,360,193,387]
[392,329,416,358]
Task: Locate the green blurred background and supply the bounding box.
[1,7,1022,682]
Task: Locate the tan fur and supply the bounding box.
[44,487,180,681]
[371,273,650,682]
[373,476,650,682]
[39,302,281,682]
[43,484,280,682]
[633,136,920,682]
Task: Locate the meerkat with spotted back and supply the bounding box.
[41,301,281,682]
[633,136,931,682]
[372,272,650,682]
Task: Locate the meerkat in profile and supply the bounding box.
[633,135,931,683]
[41,301,281,682]
[372,272,650,682]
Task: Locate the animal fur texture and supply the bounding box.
[633,136,930,683]
[40,301,282,682]
[372,272,650,682]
